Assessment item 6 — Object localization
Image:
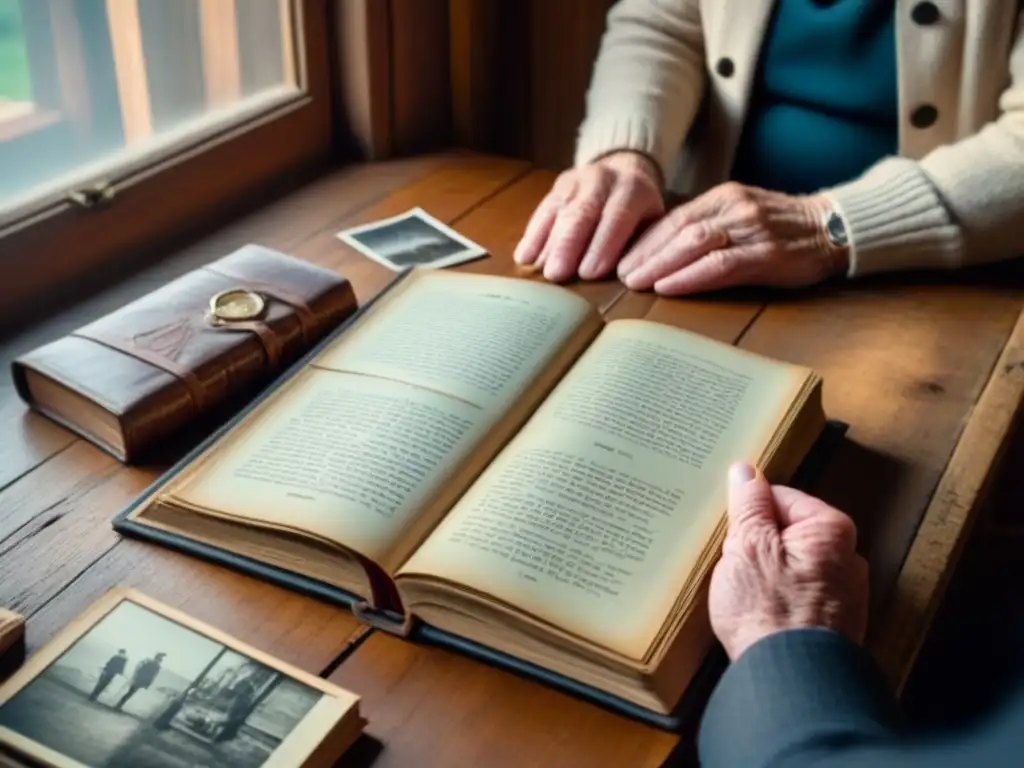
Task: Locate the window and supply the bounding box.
[0,0,304,221]
[0,0,334,328]
[0,1,32,102]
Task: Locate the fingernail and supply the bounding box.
[729,461,756,485]
[578,254,597,280]
[623,271,645,290]
[513,248,530,265]
[543,261,565,283]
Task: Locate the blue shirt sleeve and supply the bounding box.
[697,628,903,766]
[697,628,1024,768]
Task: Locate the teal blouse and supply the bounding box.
[729,0,899,195]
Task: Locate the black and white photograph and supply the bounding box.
[0,599,324,768]
[337,206,488,271]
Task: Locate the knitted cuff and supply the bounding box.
[822,157,964,278]
[574,111,674,182]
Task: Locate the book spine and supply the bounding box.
[351,602,416,637]
[358,556,406,615]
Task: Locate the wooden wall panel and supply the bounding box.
[335,0,614,165]
[448,0,614,169]
[449,0,530,158]
[526,0,614,169]
[390,0,454,156]
[333,0,454,160]
[332,0,391,159]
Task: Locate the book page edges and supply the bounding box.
[645,373,824,659]
[20,368,128,459]
[131,500,378,601]
[648,375,825,708]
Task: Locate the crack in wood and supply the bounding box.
[319,625,374,680]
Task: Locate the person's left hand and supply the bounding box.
[616,182,849,295]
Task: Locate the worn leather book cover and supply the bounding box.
[11,245,357,463]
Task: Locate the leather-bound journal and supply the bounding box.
[12,245,357,463]
[114,268,844,729]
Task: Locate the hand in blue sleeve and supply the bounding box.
[697,463,1024,768]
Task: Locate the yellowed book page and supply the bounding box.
[313,270,593,409]
[174,369,492,564]
[172,271,595,567]
[398,320,807,659]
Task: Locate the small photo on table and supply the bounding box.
[337,207,488,271]
[0,590,360,768]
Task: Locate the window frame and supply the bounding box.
[0,0,335,331]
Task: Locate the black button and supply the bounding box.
[811,0,838,6]
[910,104,938,128]
[715,58,735,77]
[911,1,940,25]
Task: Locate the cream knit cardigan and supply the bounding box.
[574,0,1024,278]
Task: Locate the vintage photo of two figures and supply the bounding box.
[0,600,323,768]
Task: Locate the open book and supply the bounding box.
[119,269,826,718]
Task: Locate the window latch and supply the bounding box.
[68,180,116,209]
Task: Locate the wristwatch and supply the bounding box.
[823,208,848,248]
[820,204,851,276]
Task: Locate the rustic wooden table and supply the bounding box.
[2,152,1022,768]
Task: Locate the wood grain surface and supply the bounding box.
[738,285,1023,609]
[331,634,677,768]
[867,307,1024,690]
[1,152,1021,766]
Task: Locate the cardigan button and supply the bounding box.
[911,2,941,25]
[910,104,938,128]
[715,57,735,78]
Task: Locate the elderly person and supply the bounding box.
[514,1,1024,293]
[700,462,1024,766]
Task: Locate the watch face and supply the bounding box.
[826,211,848,246]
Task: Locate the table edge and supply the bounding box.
[867,306,1024,691]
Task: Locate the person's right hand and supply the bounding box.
[709,462,869,661]
[513,151,664,283]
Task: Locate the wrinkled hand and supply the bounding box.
[709,462,869,661]
[513,151,665,283]
[618,182,848,295]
